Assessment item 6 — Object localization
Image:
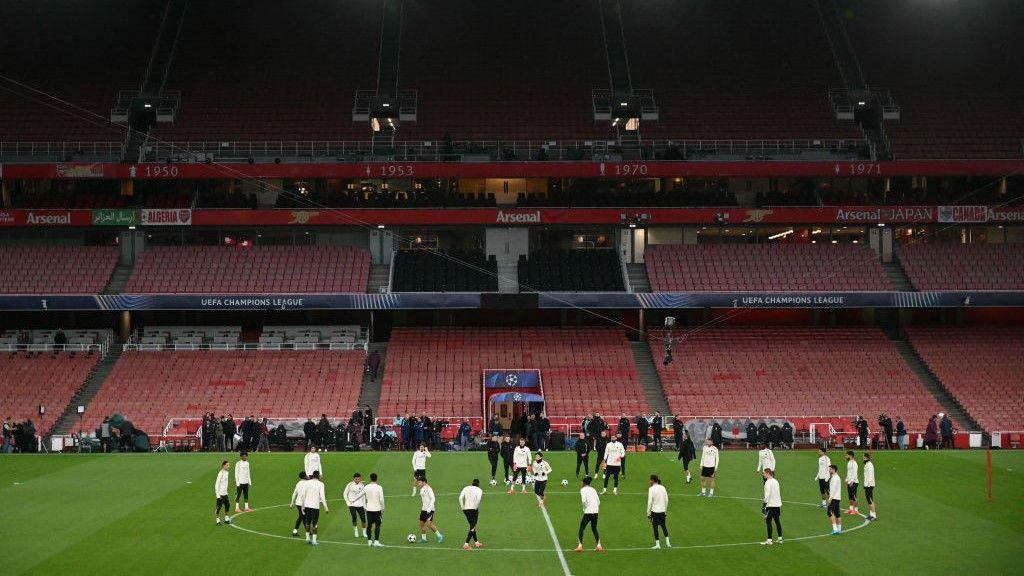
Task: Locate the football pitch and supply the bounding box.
[1,449,1021,575]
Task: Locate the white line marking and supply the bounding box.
[539,503,572,576]
[227,493,871,553]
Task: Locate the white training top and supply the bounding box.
[364,482,385,512]
[816,454,831,480]
[412,449,431,470]
[580,485,600,514]
[291,479,308,507]
[420,484,436,512]
[756,448,776,472]
[215,469,229,497]
[846,459,859,485]
[459,485,484,510]
[343,481,366,507]
[763,477,782,508]
[235,460,251,485]
[828,474,842,501]
[700,445,719,468]
[304,452,322,477]
[513,445,532,468]
[863,461,875,487]
[604,441,625,466]
[532,460,552,481]
[646,483,668,514]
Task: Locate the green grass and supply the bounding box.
[1,449,1021,575]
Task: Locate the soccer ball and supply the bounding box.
[504,478,511,485]
[561,479,569,486]
[406,534,417,543]
[489,479,497,486]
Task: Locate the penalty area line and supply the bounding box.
[539,503,572,576]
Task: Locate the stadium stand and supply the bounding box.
[897,244,1024,291]
[398,0,609,142]
[0,350,102,435]
[518,250,625,292]
[391,250,498,292]
[11,188,192,209]
[149,0,380,143]
[378,327,647,418]
[649,327,946,431]
[621,0,860,142]
[82,348,366,435]
[645,244,891,292]
[0,1,161,145]
[0,246,118,294]
[840,0,1024,159]
[906,326,1024,432]
[124,245,370,293]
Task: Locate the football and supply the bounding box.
[561,479,569,486]
[406,534,417,543]
[489,479,497,486]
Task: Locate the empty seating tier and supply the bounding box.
[898,244,1024,291]
[518,250,625,292]
[82,349,366,435]
[0,246,118,294]
[906,327,1024,432]
[622,0,859,142]
[649,327,944,431]
[124,246,370,294]
[0,351,101,435]
[645,244,891,292]
[378,328,647,418]
[391,250,498,292]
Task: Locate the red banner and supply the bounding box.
[2,159,1024,179]
[1,206,1021,227]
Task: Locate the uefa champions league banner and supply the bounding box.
[484,370,542,389]
[1,291,1023,310]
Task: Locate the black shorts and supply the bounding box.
[349,506,366,523]
[303,507,320,526]
[413,469,426,481]
[236,484,249,499]
[864,486,874,504]
[827,499,841,517]
[700,466,716,478]
[649,511,666,525]
[765,506,781,520]
[367,510,382,524]
[463,509,478,527]
[534,480,547,496]
[605,465,620,475]
[847,482,859,500]
[817,478,829,494]
[419,510,434,522]
[216,495,229,509]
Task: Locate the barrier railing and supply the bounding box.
[0,141,124,158]
[122,341,366,352]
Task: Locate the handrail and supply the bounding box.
[123,341,367,352]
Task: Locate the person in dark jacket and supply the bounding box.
[303,417,316,450]
[856,416,869,449]
[363,405,374,444]
[617,415,631,446]
[595,431,609,474]
[895,416,908,450]
[924,415,939,449]
[710,422,724,449]
[574,433,591,478]
[224,415,236,451]
[651,412,664,450]
[636,414,650,447]
[673,417,684,451]
[486,435,501,481]
[317,414,333,450]
[586,414,603,450]
[879,414,894,449]
[678,430,696,483]
[458,420,472,451]
[939,414,954,449]
[488,415,502,437]
[538,413,550,450]
[499,436,514,481]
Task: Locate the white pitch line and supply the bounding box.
[539,503,572,576]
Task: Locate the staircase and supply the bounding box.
[52,343,124,435]
[357,343,387,414]
[626,263,651,293]
[497,263,519,293]
[367,263,392,293]
[103,263,134,294]
[891,338,980,431]
[629,341,670,416]
[883,259,914,291]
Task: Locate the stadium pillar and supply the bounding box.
[119,311,131,340]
